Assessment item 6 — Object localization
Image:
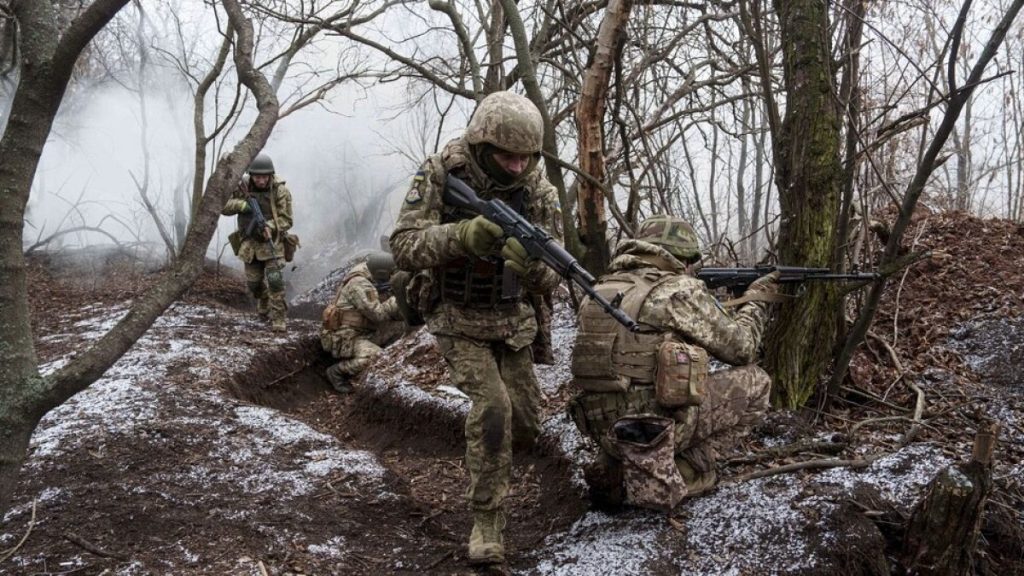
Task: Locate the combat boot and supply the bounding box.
[325,364,352,394]
[468,509,505,565]
[676,458,717,497]
[271,316,286,332]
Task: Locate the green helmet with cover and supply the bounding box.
[635,215,701,263]
[366,251,396,284]
[248,153,275,175]
[465,91,544,155]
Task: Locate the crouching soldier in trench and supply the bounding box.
[389,91,563,566]
[568,215,780,511]
[221,152,294,332]
[320,251,404,392]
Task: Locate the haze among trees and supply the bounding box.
[1,0,1022,529]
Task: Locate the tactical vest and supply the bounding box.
[430,151,526,309]
[571,270,677,392]
[322,272,371,331]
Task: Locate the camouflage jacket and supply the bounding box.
[321,263,400,350]
[221,176,293,262]
[389,137,562,349]
[609,240,769,365]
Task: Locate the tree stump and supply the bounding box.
[900,419,999,575]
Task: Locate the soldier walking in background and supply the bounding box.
[320,251,404,392]
[221,153,294,332]
[568,215,779,511]
[389,91,563,567]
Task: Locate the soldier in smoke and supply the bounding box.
[568,215,779,511]
[389,91,562,566]
[222,153,294,332]
[320,251,404,392]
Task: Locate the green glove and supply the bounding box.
[455,216,504,257]
[501,237,531,276]
[225,198,250,214]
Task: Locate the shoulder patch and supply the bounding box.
[405,170,426,204]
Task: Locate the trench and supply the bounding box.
[222,334,588,573]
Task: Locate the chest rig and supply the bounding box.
[236,182,277,239]
[437,170,527,309]
[571,269,676,392]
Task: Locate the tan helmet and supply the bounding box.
[465,91,544,155]
[366,251,396,284]
[635,215,701,262]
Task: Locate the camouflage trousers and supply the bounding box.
[436,335,541,512]
[244,257,286,322]
[572,365,770,495]
[324,338,382,387]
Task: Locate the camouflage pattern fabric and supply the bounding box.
[464,91,544,155]
[389,137,562,349]
[570,239,774,509]
[635,215,701,262]
[436,335,541,511]
[244,258,286,324]
[610,414,687,511]
[321,262,402,378]
[221,176,294,263]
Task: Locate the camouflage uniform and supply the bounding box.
[222,172,293,330]
[320,262,403,390]
[389,91,562,564]
[569,238,774,510]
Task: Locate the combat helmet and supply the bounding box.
[248,153,275,175]
[465,92,544,155]
[635,215,701,263]
[366,251,396,284]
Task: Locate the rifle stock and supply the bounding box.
[444,174,640,332]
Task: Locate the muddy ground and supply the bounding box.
[2,211,1023,575]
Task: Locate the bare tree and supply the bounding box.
[0,0,280,518]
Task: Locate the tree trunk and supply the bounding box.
[0,0,279,518]
[763,0,844,408]
[901,420,998,575]
[575,0,631,275]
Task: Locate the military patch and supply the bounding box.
[405,171,426,204]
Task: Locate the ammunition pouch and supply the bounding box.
[322,305,368,331]
[228,231,242,256]
[283,233,300,263]
[655,340,709,408]
[439,256,520,309]
[609,414,686,511]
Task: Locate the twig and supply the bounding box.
[724,440,848,466]
[258,560,270,576]
[0,500,36,562]
[63,531,127,561]
[729,455,879,484]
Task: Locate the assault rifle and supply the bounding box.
[245,196,275,253]
[444,174,641,332]
[697,265,879,296]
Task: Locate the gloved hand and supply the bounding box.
[501,237,531,276]
[746,270,781,295]
[224,198,250,214]
[455,216,504,257]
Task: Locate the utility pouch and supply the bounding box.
[390,270,425,327]
[655,340,708,408]
[322,304,343,331]
[283,233,300,262]
[609,414,686,511]
[228,231,242,256]
[571,332,630,393]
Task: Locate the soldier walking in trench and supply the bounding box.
[222,153,294,332]
[389,91,563,566]
[569,215,780,511]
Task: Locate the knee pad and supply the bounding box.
[266,268,284,292]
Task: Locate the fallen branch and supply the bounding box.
[728,455,880,483]
[725,440,848,466]
[63,530,127,561]
[0,500,36,562]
